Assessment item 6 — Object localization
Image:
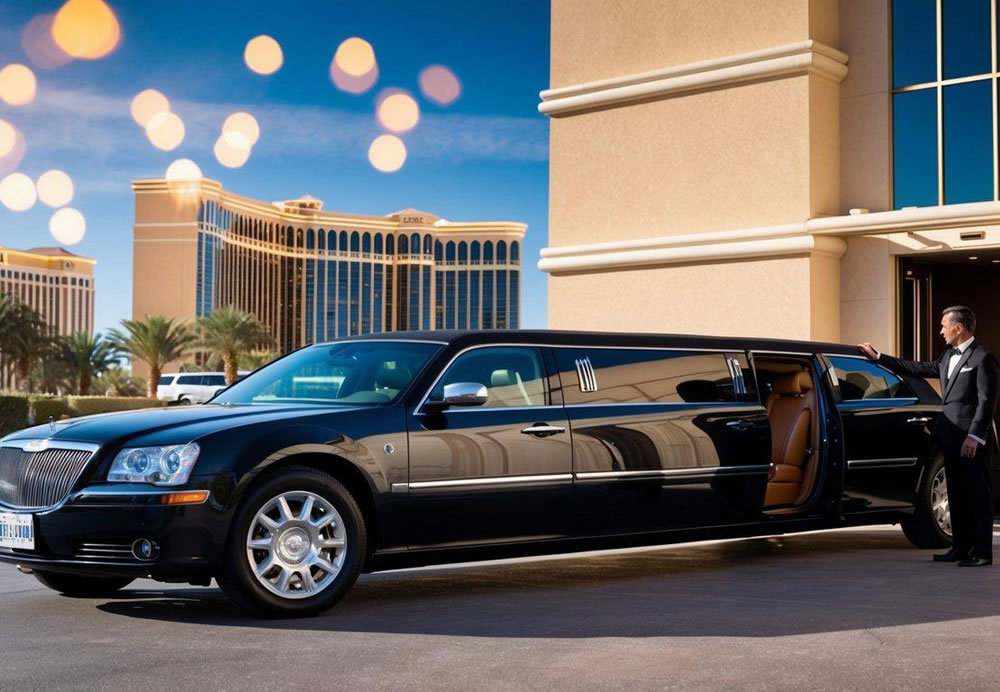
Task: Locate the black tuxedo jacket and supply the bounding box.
[878,342,1000,451]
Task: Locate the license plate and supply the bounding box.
[0,512,34,550]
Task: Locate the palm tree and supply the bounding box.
[93,365,145,397]
[239,348,279,371]
[197,307,273,385]
[59,332,120,395]
[6,301,50,392]
[108,316,197,398]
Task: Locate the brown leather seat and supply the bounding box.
[764,370,814,507]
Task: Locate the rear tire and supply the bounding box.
[33,570,134,597]
[178,397,192,406]
[217,467,366,618]
[901,454,952,549]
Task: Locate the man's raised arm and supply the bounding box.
[856,342,940,378]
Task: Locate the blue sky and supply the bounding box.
[0,0,551,335]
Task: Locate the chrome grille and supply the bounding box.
[0,443,95,509]
[75,542,137,562]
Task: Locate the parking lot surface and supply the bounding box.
[2,525,1000,691]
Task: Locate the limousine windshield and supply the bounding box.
[214,340,442,406]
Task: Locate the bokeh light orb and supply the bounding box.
[244,35,283,75]
[222,112,260,146]
[0,172,37,212]
[330,61,378,94]
[334,37,376,76]
[214,134,251,168]
[367,134,407,173]
[21,14,74,70]
[0,128,27,176]
[165,158,202,181]
[49,207,85,245]
[145,111,185,151]
[131,89,170,127]
[377,91,420,133]
[51,0,121,60]
[0,64,37,106]
[419,65,461,105]
[37,169,74,207]
[0,120,16,159]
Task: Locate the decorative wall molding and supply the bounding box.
[538,201,1000,274]
[538,40,849,117]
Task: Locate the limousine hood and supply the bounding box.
[1,403,366,449]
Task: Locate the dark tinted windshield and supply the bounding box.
[214,340,442,406]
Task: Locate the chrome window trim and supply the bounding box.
[574,464,770,481]
[314,338,449,346]
[847,457,919,469]
[415,341,752,413]
[563,401,757,409]
[836,397,920,406]
[427,404,567,414]
[749,349,817,357]
[408,473,573,490]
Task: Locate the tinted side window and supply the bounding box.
[157,376,175,385]
[431,346,548,408]
[554,348,737,404]
[827,356,911,400]
[205,375,226,386]
[177,375,202,385]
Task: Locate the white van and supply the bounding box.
[156,372,232,404]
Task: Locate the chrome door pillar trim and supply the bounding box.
[846,457,919,469]
[407,473,574,491]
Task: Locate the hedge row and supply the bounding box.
[0,394,166,437]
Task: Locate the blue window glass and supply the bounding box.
[458,271,467,329]
[944,80,993,203]
[305,258,315,344]
[484,241,493,263]
[445,271,456,329]
[422,266,431,329]
[306,229,314,249]
[511,241,519,262]
[435,269,444,328]
[470,270,480,329]
[196,231,204,317]
[350,262,360,335]
[471,241,480,262]
[892,0,937,88]
[373,264,383,332]
[338,261,348,338]
[435,240,443,261]
[482,271,493,329]
[497,270,507,329]
[350,231,360,253]
[328,231,336,252]
[386,234,394,255]
[510,270,519,328]
[399,234,409,254]
[317,229,325,250]
[943,0,991,79]
[411,233,420,255]
[458,242,467,264]
[339,231,348,252]
[326,261,337,341]
[893,89,938,208]
[423,234,432,255]
[362,263,372,334]
[409,266,419,329]
[374,233,383,254]
[363,232,371,254]
[385,263,394,331]
[446,241,455,263]
[317,258,326,340]
[197,202,205,223]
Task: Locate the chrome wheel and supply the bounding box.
[930,466,951,536]
[245,491,347,600]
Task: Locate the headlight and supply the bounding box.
[108,443,200,486]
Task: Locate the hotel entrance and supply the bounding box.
[899,251,1000,364]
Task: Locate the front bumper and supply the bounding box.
[0,475,235,579]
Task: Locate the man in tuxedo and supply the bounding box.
[858,306,999,566]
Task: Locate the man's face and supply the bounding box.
[940,314,964,347]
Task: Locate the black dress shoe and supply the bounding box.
[957,557,993,567]
[933,549,969,562]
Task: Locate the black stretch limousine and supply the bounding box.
[2,330,997,617]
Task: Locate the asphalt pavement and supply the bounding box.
[2,525,1000,691]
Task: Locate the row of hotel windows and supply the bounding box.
[0,270,91,287]
[197,201,521,262]
[0,280,93,336]
[892,0,1000,207]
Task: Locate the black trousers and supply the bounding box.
[943,446,994,560]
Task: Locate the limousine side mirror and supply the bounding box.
[428,382,489,409]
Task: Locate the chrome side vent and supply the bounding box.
[727,357,747,395]
[575,357,598,393]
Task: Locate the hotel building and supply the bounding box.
[132,178,526,355]
[542,0,1000,364]
[0,245,95,336]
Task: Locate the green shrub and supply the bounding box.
[28,396,73,424]
[0,394,29,437]
[65,396,166,417]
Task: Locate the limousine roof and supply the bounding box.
[345,329,864,357]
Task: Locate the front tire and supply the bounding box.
[217,467,366,618]
[33,570,134,597]
[901,454,952,549]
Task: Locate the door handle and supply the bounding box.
[907,417,933,424]
[521,423,566,438]
[726,419,754,431]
